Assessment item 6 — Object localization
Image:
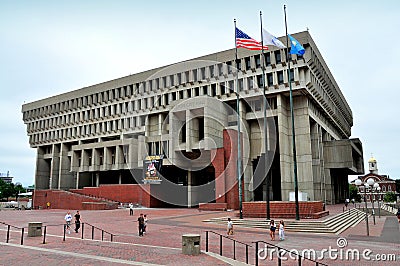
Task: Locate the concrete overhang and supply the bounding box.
[323,138,364,175]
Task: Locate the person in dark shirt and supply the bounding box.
[138,213,145,236]
[74,210,81,233]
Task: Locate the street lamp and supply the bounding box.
[355,179,370,236]
[367,178,376,225]
[374,183,381,218]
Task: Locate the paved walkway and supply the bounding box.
[0,205,399,265]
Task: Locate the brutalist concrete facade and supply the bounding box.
[22,31,364,206]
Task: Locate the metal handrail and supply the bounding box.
[253,240,329,266]
[0,221,24,245]
[205,230,252,264]
[80,222,114,242]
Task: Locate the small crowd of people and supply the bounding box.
[64,210,81,234]
[137,213,148,236]
[269,219,285,241]
[226,218,285,241]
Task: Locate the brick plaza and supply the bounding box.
[0,204,399,265]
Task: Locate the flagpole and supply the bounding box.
[234,19,243,219]
[284,5,300,221]
[259,11,270,221]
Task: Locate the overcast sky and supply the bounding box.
[1,0,399,186]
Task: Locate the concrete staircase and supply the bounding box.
[203,208,368,235]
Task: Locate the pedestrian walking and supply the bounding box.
[129,202,134,216]
[344,198,349,210]
[143,214,148,234]
[396,208,400,223]
[269,219,276,241]
[278,220,285,240]
[64,211,72,234]
[46,201,51,209]
[138,213,145,236]
[227,217,234,235]
[74,210,81,233]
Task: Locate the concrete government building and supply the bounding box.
[22,31,364,209]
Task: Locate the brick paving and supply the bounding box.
[0,204,399,265]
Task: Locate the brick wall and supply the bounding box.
[71,184,152,207]
[33,190,117,210]
[34,184,155,210]
[242,201,328,219]
[199,202,227,211]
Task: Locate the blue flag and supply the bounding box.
[288,34,305,56]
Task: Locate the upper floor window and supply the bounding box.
[267,73,273,87]
[275,51,282,64]
[277,71,284,84]
[245,57,251,70]
[255,55,261,68]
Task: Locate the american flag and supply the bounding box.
[236,27,268,51]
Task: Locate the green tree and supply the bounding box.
[383,192,397,203]
[1,182,14,201]
[14,183,26,201]
[349,184,361,202]
[0,180,26,201]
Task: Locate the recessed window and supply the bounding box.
[264,53,271,66]
[257,75,263,88]
[198,117,204,140]
[238,79,244,91]
[203,86,208,95]
[227,61,232,74]
[209,65,215,78]
[255,55,261,68]
[181,123,186,143]
[277,71,284,84]
[236,59,241,71]
[275,51,281,64]
[289,69,294,82]
[218,64,223,76]
[245,57,251,70]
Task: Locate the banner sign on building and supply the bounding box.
[143,155,163,184]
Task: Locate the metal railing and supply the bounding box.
[0,221,24,245]
[205,230,251,264]
[253,240,328,266]
[70,222,114,242]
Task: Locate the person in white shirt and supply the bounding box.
[227,218,234,235]
[278,220,285,241]
[64,211,73,234]
[129,203,134,216]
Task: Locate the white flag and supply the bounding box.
[262,29,286,49]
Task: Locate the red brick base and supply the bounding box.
[198,203,227,211]
[242,201,329,219]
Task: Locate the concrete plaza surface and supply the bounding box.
[0,205,399,265]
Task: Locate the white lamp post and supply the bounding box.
[374,183,381,218]
[367,178,376,225]
[355,179,370,236]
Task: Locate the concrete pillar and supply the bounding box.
[96,172,100,187]
[76,172,80,189]
[187,171,192,208]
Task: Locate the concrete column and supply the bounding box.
[50,144,60,189]
[35,147,50,189]
[244,162,253,201]
[76,172,80,189]
[187,171,192,208]
[119,173,122,184]
[96,172,100,187]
